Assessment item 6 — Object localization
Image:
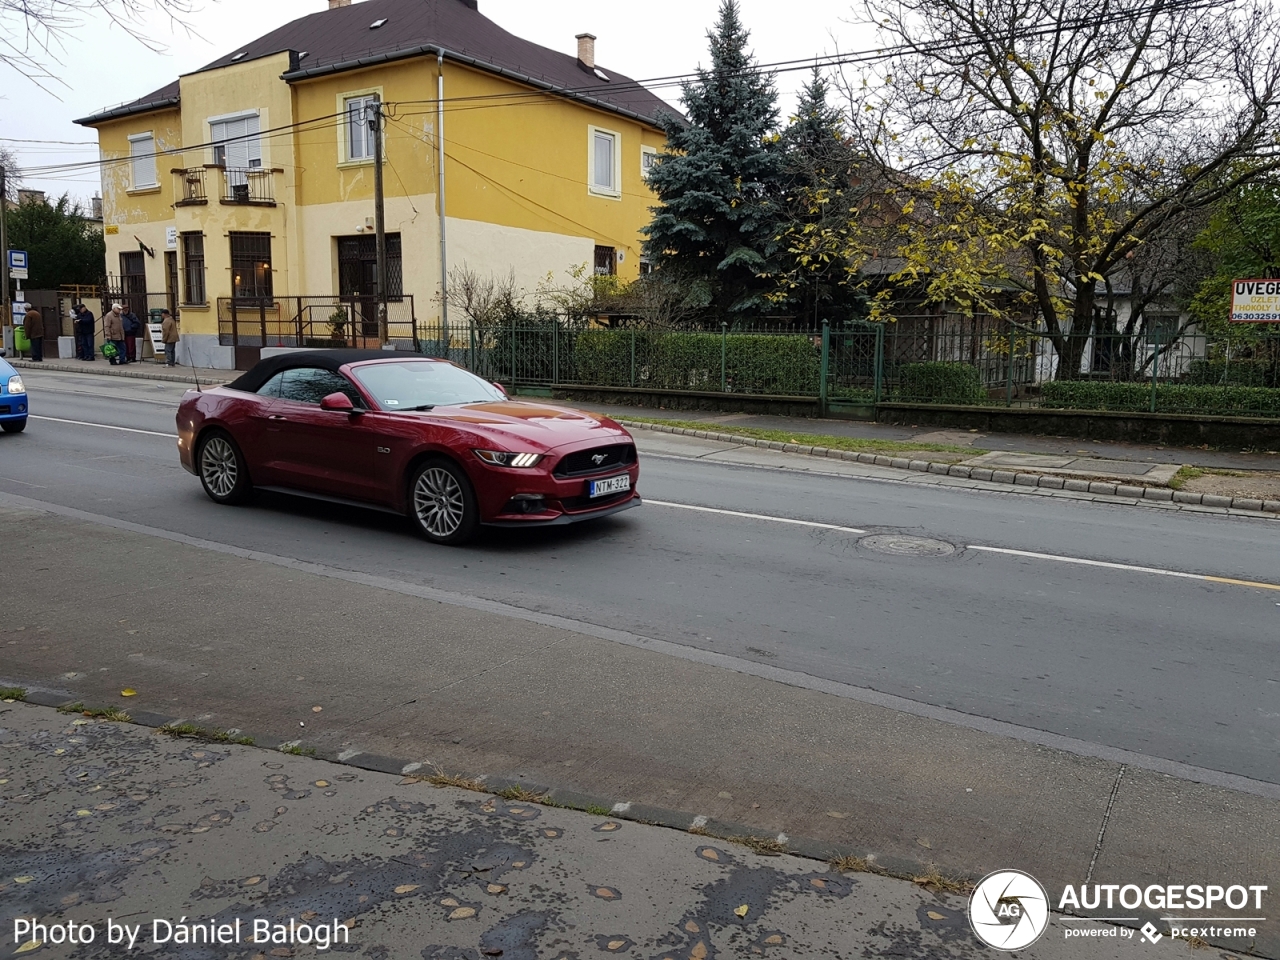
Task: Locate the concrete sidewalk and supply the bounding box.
[7,357,233,386]
[2,500,1277,958]
[0,699,1163,960]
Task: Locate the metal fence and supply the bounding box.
[454,316,1280,419]
[217,296,419,350]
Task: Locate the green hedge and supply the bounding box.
[1186,358,1277,388]
[896,362,987,404]
[574,329,821,396]
[1041,381,1280,416]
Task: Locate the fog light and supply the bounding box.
[508,494,546,514]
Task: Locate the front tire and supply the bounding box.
[197,430,253,505]
[1,419,26,434]
[408,458,479,545]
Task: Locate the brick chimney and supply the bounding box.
[328,0,350,9]
[576,33,596,69]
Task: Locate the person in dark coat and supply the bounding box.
[22,305,43,362]
[73,303,96,360]
[121,306,142,363]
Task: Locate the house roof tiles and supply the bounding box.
[76,0,675,127]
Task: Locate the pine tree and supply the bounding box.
[643,1,781,319]
[769,69,867,322]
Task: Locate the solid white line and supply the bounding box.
[646,499,867,535]
[967,545,1280,592]
[29,415,176,438]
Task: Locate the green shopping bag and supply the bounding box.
[102,341,119,360]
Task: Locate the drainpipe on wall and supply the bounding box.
[437,51,449,350]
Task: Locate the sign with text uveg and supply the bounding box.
[1230,279,1280,322]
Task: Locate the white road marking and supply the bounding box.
[967,545,1280,593]
[29,415,177,438]
[647,499,867,535]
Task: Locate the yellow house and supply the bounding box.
[75,0,672,368]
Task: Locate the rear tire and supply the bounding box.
[408,458,479,545]
[1,420,26,434]
[197,430,253,505]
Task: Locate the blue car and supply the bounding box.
[0,355,28,433]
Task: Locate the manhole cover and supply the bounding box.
[860,534,956,557]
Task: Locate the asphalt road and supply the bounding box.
[6,368,1280,788]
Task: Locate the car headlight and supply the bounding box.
[7,376,25,395]
[474,450,544,468]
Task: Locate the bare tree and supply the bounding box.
[2,0,199,84]
[845,0,1280,377]
[443,264,522,331]
[0,144,21,202]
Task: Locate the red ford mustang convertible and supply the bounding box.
[176,350,640,545]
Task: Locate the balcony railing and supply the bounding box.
[172,167,209,206]
[215,165,281,206]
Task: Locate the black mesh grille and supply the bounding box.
[0,405,10,414]
[560,490,634,511]
[553,444,636,478]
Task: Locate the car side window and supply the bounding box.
[257,372,286,398]
[278,368,365,407]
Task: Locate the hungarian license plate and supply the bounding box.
[589,474,631,498]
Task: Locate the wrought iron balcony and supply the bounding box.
[214,165,281,206]
[171,167,209,206]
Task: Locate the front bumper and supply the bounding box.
[482,494,641,528]
[0,393,28,421]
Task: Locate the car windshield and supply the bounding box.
[350,360,506,411]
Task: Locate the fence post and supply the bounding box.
[510,314,517,385]
[1150,327,1161,413]
[630,329,636,387]
[720,322,728,392]
[1006,338,1015,408]
[552,321,559,386]
[819,320,830,417]
[873,323,884,405]
[469,318,476,373]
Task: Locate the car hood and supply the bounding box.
[0,357,16,378]
[423,401,630,447]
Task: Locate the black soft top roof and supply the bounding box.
[226,350,433,394]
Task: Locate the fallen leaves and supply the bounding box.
[927,910,947,921]
[13,876,35,884]
[394,884,419,895]
[448,907,476,920]
[121,689,137,697]
[14,941,42,954]
[734,904,749,918]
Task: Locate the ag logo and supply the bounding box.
[969,869,1050,950]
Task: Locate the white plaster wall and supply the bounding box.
[444,218,596,298]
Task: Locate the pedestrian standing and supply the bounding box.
[22,304,44,362]
[73,303,96,360]
[160,308,180,367]
[103,303,126,365]
[122,306,141,363]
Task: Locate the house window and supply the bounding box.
[345,96,379,162]
[641,146,659,178]
[181,232,206,305]
[594,245,616,276]
[119,251,147,316]
[229,231,273,300]
[210,114,262,168]
[589,127,620,197]
[639,258,654,276]
[129,133,157,189]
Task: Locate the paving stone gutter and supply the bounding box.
[619,420,1280,516]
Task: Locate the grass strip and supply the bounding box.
[615,416,986,457]
[159,722,255,746]
[0,687,27,701]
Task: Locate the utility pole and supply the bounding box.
[0,163,10,356]
[367,97,389,346]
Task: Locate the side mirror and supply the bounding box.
[493,382,508,397]
[320,392,357,413]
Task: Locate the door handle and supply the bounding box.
[268,415,288,421]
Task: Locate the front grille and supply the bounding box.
[553,444,636,478]
[0,405,9,414]
[560,490,634,512]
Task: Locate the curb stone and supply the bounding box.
[619,420,1280,518]
[0,693,957,892]
[9,358,233,386]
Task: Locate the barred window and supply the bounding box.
[181,232,206,305]
[230,231,273,300]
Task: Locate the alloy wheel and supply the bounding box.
[201,437,239,499]
[413,466,466,538]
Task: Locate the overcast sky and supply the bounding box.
[1,0,873,202]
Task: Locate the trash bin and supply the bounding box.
[14,326,30,352]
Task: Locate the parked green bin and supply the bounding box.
[14,326,30,352]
